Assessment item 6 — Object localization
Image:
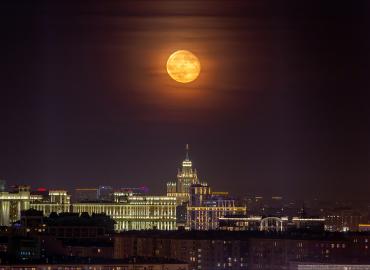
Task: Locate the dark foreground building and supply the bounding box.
[114,231,370,270]
[0,257,188,270]
[0,211,115,263]
[289,262,370,270]
[2,214,370,270]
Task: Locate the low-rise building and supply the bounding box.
[0,257,188,270]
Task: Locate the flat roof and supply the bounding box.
[1,256,187,266]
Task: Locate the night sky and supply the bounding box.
[1,1,370,199]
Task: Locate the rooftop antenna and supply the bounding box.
[185,144,190,160]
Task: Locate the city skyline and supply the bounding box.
[1,1,370,200]
[1,143,369,201]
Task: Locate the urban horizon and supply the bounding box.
[2,144,369,203]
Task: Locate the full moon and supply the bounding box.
[166,50,201,83]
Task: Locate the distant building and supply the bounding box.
[245,196,288,216]
[0,180,6,192]
[259,216,289,232]
[290,217,325,231]
[187,183,246,230]
[98,186,113,201]
[359,224,370,232]
[219,215,325,232]
[74,188,98,202]
[30,190,71,216]
[0,185,31,226]
[118,186,149,196]
[325,209,367,232]
[218,215,260,231]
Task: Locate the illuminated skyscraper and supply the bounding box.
[167,144,200,204]
[177,144,199,194]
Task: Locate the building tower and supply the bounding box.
[166,144,200,205]
[177,144,199,194]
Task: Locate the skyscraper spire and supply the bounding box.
[185,144,190,161]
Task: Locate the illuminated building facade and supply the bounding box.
[73,195,177,231]
[219,216,325,232]
[325,209,366,232]
[0,185,31,226]
[218,216,262,231]
[359,224,370,232]
[291,217,325,231]
[1,187,176,232]
[30,190,71,216]
[187,183,247,230]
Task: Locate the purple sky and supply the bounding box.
[1,1,370,199]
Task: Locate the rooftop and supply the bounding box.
[114,230,370,241]
[0,256,187,266]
